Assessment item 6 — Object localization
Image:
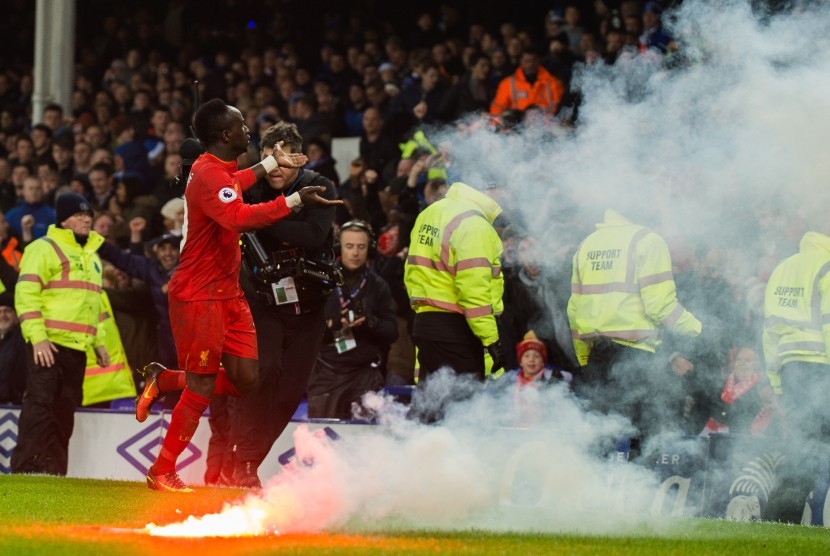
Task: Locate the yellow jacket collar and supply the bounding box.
[800,231,830,256]
[596,209,633,228]
[46,224,105,251]
[446,182,503,223]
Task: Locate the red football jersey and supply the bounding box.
[168,153,291,301]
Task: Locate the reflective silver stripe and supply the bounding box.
[660,304,685,327]
[811,261,830,327]
[779,341,826,353]
[639,271,674,288]
[571,329,658,340]
[572,282,638,295]
[510,77,518,109]
[765,315,821,331]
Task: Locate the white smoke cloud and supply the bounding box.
[150,376,661,537]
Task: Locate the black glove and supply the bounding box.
[486,340,505,374]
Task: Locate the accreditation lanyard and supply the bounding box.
[336,269,368,314]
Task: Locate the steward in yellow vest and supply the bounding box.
[567,209,701,444]
[404,181,505,392]
[762,230,830,523]
[82,290,137,406]
[11,193,109,476]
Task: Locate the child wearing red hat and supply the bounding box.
[509,330,572,427]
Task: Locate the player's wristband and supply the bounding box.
[261,155,279,174]
[286,192,302,208]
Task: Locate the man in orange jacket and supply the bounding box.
[490,47,564,116]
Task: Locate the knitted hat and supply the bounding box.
[0,290,14,310]
[516,330,547,363]
[55,192,93,225]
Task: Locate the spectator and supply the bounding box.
[50,135,75,186]
[703,345,782,437]
[98,218,180,368]
[11,192,109,475]
[344,82,369,137]
[304,137,340,186]
[30,124,53,167]
[496,330,573,427]
[5,176,55,240]
[87,163,116,211]
[0,291,26,403]
[490,47,565,116]
[42,103,68,136]
[290,94,331,147]
[308,220,398,419]
[438,53,494,121]
[72,140,93,177]
[359,106,399,178]
[0,210,23,271]
[389,62,447,127]
[641,2,673,54]
[10,135,35,167]
[159,196,185,236]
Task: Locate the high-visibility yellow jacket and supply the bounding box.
[567,210,701,366]
[82,290,136,406]
[763,231,830,381]
[404,182,504,346]
[15,225,106,352]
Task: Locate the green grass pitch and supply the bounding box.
[1,475,828,555]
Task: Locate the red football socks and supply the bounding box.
[151,388,210,474]
[157,370,187,393]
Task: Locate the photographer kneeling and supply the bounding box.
[307,220,398,420]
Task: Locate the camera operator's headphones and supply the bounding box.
[336,219,377,257]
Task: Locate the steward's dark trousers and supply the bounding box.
[766,361,830,523]
[411,313,486,424]
[11,344,86,475]
[227,303,326,465]
[574,337,675,443]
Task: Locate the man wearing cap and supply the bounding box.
[0,291,27,403]
[11,192,110,475]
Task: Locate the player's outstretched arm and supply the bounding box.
[249,141,308,181]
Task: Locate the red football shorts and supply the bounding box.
[169,294,258,374]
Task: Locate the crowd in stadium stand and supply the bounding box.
[0,0,795,446]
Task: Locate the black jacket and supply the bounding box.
[318,264,399,370]
[241,169,337,311]
[97,242,175,365]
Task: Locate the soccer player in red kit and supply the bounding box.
[139,99,341,492]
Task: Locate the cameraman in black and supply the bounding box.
[307,220,398,419]
[223,122,338,488]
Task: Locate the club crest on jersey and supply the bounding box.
[218,187,238,203]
